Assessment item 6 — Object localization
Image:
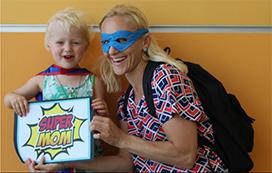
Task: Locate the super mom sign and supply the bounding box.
[14,97,93,163]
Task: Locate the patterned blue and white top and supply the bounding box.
[118,64,228,173]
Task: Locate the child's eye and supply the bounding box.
[56,41,64,45]
[72,42,81,45]
[116,38,128,43]
[102,40,109,45]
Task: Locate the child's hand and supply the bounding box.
[25,157,63,172]
[92,98,109,116]
[25,158,37,172]
[7,92,29,117]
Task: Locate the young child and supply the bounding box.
[4,8,108,172]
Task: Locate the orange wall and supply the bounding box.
[1,0,271,25]
[1,32,271,172]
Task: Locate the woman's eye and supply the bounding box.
[116,38,128,43]
[102,40,109,44]
[73,42,81,45]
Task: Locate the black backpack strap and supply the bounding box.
[123,61,162,116]
[123,85,133,116]
[143,61,164,116]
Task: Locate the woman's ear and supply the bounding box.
[143,34,151,48]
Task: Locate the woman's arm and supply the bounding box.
[69,151,133,172]
[125,114,198,168]
[91,114,198,169]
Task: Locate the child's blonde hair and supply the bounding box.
[99,4,188,93]
[45,8,91,49]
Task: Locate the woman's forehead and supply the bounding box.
[101,15,137,33]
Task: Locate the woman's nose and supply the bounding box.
[108,46,119,55]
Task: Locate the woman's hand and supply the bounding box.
[92,98,109,116]
[6,92,29,116]
[90,116,127,148]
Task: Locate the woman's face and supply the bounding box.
[100,15,146,76]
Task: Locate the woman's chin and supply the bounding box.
[113,69,125,76]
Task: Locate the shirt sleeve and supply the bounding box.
[153,64,205,125]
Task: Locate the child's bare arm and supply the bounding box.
[92,76,109,116]
[4,76,43,116]
[94,76,106,99]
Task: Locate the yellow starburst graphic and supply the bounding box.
[23,103,86,160]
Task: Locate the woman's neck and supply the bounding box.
[125,59,147,99]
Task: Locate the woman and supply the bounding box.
[34,4,228,172]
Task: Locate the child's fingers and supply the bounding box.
[15,102,26,117]
[12,99,29,117]
[97,109,107,114]
[92,100,103,107]
[13,103,23,117]
[92,98,103,102]
[93,104,106,110]
[25,158,36,172]
[23,99,29,115]
[92,101,107,110]
[91,99,99,106]
[92,98,106,106]
[92,99,109,116]
[19,101,27,116]
[35,156,46,171]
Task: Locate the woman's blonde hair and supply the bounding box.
[45,8,91,49]
[99,4,187,93]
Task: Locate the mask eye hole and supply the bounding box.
[116,38,128,44]
[102,40,109,44]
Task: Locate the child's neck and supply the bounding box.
[54,64,81,70]
[55,75,84,88]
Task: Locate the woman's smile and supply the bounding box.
[110,56,128,64]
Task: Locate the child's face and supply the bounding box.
[47,26,88,69]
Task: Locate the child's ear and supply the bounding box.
[85,42,89,51]
[46,44,51,51]
[85,40,90,49]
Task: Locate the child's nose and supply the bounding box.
[64,43,72,52]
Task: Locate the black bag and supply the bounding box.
[124,60,254,172]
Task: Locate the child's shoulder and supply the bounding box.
[28,75,44,86]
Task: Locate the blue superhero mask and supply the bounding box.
[101,28,149,53]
